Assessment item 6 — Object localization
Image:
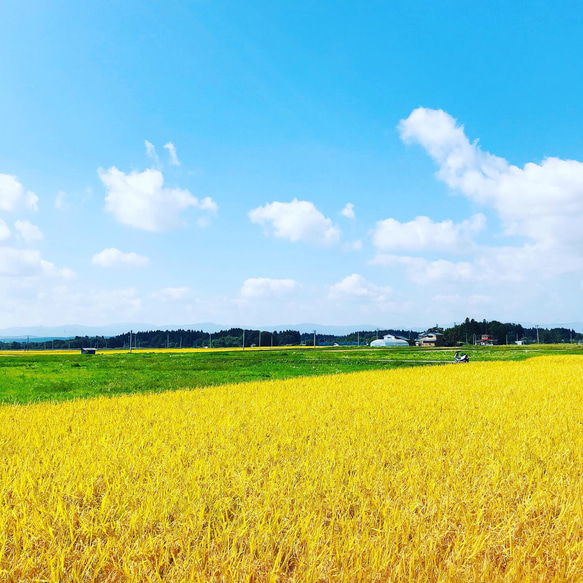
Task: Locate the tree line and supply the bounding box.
[441,318,581,345]
[0,319,581,350]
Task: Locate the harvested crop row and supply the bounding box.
[1,356,583,581]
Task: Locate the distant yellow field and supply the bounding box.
[0,346,305,357]
[2,356,583,581]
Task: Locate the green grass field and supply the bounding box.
[1,344,581,404]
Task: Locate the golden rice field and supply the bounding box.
[2,356,583,582]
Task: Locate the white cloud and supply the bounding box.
[55,191,67,210]
[0,247,73,278]
[327,274,408,313]
[372,254,475,284]
[151,287,190,301]
[341,202,355,219]
[239,277,300,299]
[92,248,150,268]
[249,199,341,246]
[0,283,140,328]
[372,214,485,253]
[14,220,43,244]
[197,197,218,213]
[145,140,159,165]
[392,106,583,287]
[163,142,180,166]
[431,293,495,308]
[0,248,36,276]
[0,174,38,212]
[328,273,391,300]
[38,287,143,319]
[0,219,11,242]
[99,167,218,231]
[399,107,583,249]
[87,288,142,314]
[372,240,582,286]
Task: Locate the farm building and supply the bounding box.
[80,348,97,355]
[370,334,409,347]
[477,334,496,346]
[415,332,445,347]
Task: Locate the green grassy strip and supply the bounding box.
[1,344,581,405]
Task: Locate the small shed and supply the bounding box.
[80,347,97,355]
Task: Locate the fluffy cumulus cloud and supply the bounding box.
[92,248,150,268]
[341,202,355,219]
[0,203,70,280]
[0,174,38,212]
[380,106,583,291]
[239,277,300,299]
[0,247,73,278]
[249,199,341,246]
[163,142,180,166]
[99,167,217,231]
[14,220,43,244]
[399,107,583,249]
[372,214,485,253]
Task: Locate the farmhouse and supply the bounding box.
[477,334,496,346]
[80,347,97,355]
[415,332,445,347]
[370,334,409,347]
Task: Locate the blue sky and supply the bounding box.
[1,0,583,328]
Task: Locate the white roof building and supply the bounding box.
[370,334,409,347]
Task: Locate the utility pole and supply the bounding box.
[242,330,245,351]
[357,332,360,347]
[271,333,273,348]
[259,330,262,348]
[209,333,212,349]
[166,332,169,349]
[536,325,540,344]
[180,336,182,349]
[313,330,316,348]
[376,329,379,340]
[129,330,132,353]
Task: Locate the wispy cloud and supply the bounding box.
[163,142,180,165]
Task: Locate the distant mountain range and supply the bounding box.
[1,320,582,341]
